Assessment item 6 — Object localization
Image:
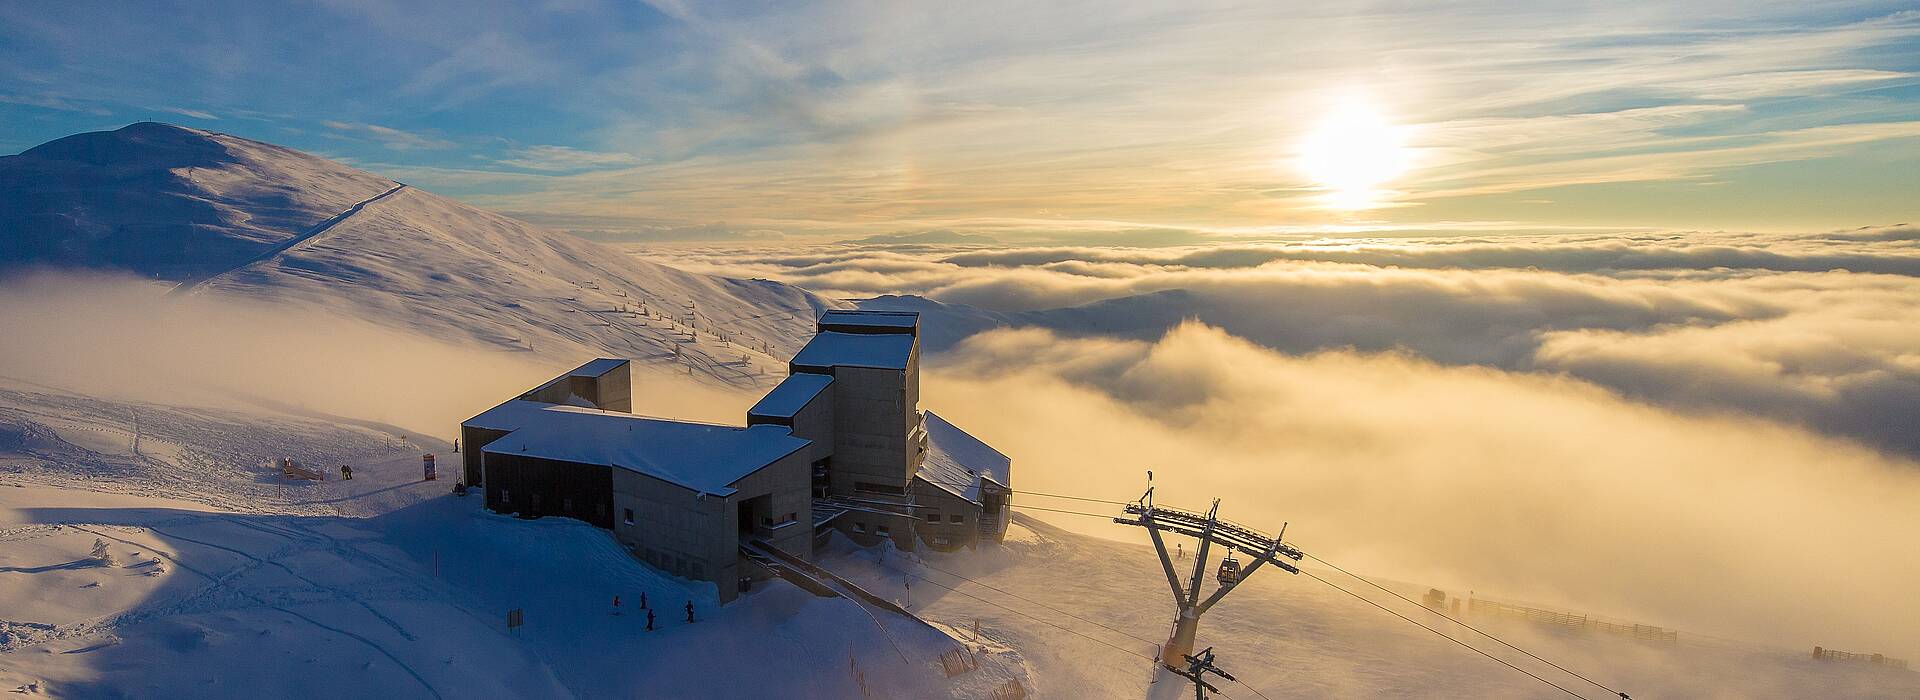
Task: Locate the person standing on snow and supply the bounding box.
[685,600,695,623]
[341,465,353,480]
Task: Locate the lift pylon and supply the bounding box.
[1169,647,1236,700]
[1114,485,1303,668]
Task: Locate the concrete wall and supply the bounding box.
[520,362,631,413]
[911,479,983,551]
[610,448,811,603]
[595,362,633,413]
[833,508,919,551]
[827,365,917,496]
[784,375,836,466]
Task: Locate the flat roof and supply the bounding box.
[480,403,810,496]
[916,411,1010,504]
[819,310,919,329]
[748,373,834,419]
[789,331,915,371]
[567,357,628,378]
[464,398,562,432]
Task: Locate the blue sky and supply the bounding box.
[3,0,1917,239]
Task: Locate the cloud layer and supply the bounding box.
[640,230,1920,457]
[0,272,753,440]
[922,322,1920,661]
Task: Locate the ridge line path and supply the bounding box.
[168,183,407,296]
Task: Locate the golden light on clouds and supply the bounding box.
[1294,99,1415,210]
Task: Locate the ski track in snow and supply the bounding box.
[168,183,408,297]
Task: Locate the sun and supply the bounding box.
[1295,101,1413,209]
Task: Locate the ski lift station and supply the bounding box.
[459,310,1012,602]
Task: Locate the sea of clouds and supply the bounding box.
[634,227,1920,659]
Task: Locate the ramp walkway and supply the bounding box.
[743,539,919,620]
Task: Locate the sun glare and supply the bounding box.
[1295,101,1413,210]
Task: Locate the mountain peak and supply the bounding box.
[18,121,229,167]
[1,123,397,278]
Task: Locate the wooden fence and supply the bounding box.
[1814,646,1909,670]
[1467,598,1677,643]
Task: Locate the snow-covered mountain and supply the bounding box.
[1,123,834,387]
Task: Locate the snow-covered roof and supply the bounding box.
[818,310,919,333]
[916,411,1011,504]
[479,403,809,496]
[749,373,834,419]
[567,357,628,378]
[790,331,915,371]
[463,398,562,432]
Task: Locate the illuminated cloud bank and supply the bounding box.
[646,228,1920,457]
[639,228,1920,660]
[920,322,1920,661]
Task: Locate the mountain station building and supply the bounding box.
[459,310,1012,601]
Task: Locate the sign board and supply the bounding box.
[423,453,437,481]
[507,608,523,630]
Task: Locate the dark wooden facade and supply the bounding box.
[482,452,615,529]
[460,425,511,486]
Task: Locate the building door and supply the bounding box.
[738,494,772,543]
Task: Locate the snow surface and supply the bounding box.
[748,373,834,419]
[823,516,1920,699]
[0,382,1028,699]
[480,407,810,496]
[817,310,919,331]
[3,123,840,390]
[790,332,916,371]
[0,123,399,280]
[918,411,1008,503]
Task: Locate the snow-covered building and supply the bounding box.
[753,310,1011,551]
[458,310,1011,601]
[461,359,812,602]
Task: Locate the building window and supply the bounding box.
[853,522,867,533]
[854,481,905,496]
[499,488,510,502]
[563,497,573,512]
[624,508,635,525]
[925,513,941,523]
[949,514,964,524]
[877,525,891,536]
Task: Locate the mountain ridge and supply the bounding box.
[1,123,836,388]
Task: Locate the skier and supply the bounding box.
[340,464,353,481]
[612,595,622,616]
[646,608,655,631]
[1176,542,1183,560]
[685,600,695,623]
[639,592,647,609]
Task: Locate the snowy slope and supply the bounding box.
[1,123,839,388]
[6,380,1915,698]
[824,515,1920,699]
[0,123,397,280]
[0,384,1026,699]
